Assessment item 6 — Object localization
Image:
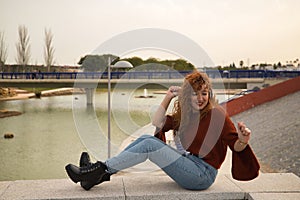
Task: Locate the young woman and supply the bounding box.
[65,71,259,191]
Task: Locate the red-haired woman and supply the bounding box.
[65,71,259,190]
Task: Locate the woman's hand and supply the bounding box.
[234,122,251,152]
[166,86,181,99]
[237,122,251,144]
[152,86,181,128]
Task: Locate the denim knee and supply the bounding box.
[137,134,165,145]
[139,134,155,140]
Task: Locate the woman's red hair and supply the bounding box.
[172,71,216,135]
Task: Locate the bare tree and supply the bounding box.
[44,28,55,72]
[15,25,31,71]
[0,31,8,72]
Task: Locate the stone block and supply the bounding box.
[226,173,300,193]
[0,181,11,197]
[248,192,300,200]
[0,178,125,200]
[123,174,244,200]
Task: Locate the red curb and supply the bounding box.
[222,76,300,116]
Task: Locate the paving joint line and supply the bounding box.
[122,177,127,200]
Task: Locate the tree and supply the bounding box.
[44,28,55,72]
[78,54,118,72]
[124,56,143,67]
[277,62,282,68]
[232,62,236,69]
[15,25,31,71]
[0,31,8,72]
[239,60,244,68]
[145,57,159,64]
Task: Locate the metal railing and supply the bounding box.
[1,70,299,80]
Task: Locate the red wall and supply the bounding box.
[223,76,300,116]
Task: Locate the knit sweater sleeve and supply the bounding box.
[154,115,174,143]
[222,112,239,151]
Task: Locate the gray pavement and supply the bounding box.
[1,172,300,200]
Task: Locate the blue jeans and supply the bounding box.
[105,135,217,190]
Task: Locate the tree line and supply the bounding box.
[78,54,195,72]
[0,25,55,72]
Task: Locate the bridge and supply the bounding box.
[1,69,299,80]
[1,70,299,105]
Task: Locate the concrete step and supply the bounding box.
[1,173,299,200]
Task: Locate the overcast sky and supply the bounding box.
[1,0,299,66]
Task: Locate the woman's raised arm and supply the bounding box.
[151,86,180,128]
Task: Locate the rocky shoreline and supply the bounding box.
[0,87,85,118]
[39,88,85,97]
[0,87,17,98]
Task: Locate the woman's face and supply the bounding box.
[191,85,209,111]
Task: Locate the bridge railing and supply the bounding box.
[1,70,299,80]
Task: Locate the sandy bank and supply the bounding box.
[0,87,85,101]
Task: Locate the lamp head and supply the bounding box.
[112,60,134,68]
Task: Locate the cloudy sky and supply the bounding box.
[1,0,299,66]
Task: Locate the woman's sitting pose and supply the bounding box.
[65,70,259,191]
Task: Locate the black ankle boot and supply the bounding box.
[80,152,91,168]
[65,161,107,184]
[79,152,111,190]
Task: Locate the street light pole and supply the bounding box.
[107,57,133,159]
[228,71,231,99]
[107,57,111,158]
[223,70,231,99]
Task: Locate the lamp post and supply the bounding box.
[107,57,133,158]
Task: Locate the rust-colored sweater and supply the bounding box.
[156,106,236,169]
[155,106,260,181]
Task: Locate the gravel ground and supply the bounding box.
[231,91,300,176]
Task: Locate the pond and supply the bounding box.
[0,87,228,181]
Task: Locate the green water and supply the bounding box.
[0,89,165,181]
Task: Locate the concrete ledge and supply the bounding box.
[227,173,300,200]
[1,173,299,200]
[122,174,244,200]
[248,193,300,200]
[227,173,300,193]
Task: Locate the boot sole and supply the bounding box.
[81,181,96,190]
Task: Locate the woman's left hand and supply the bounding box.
[237,122,251,144]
